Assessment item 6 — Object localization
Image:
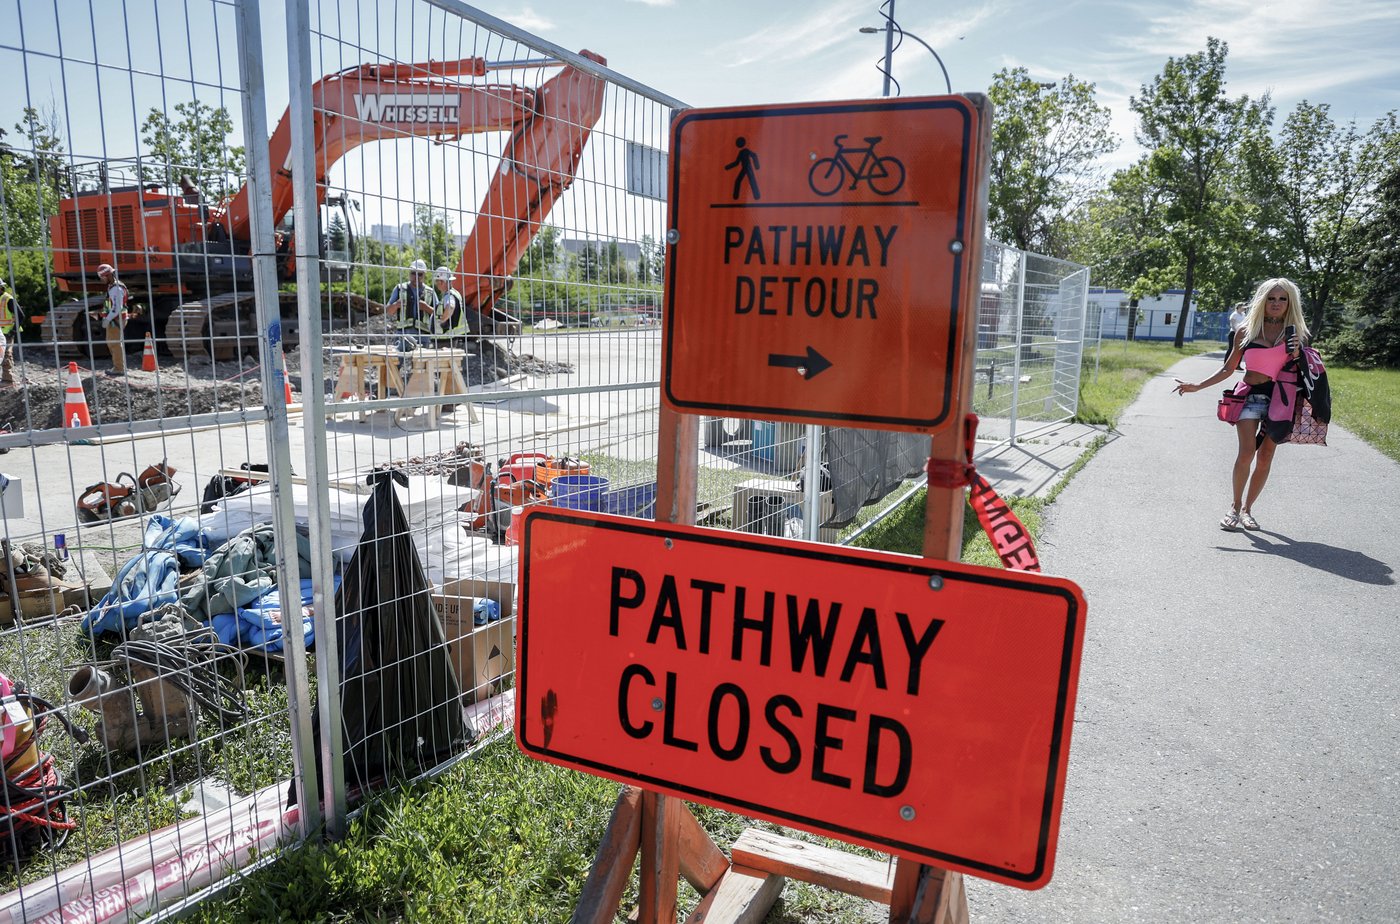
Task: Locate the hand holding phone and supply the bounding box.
[1284,324,1298,356]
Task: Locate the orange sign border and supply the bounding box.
[662,96,982,432]
[515,508,1086,889]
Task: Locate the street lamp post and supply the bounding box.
[859,24,952,96]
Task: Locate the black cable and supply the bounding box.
[109,635,248,726]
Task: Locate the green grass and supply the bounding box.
[1076,339,1215,426]
[0,623,296,893]
[191,736,888,924]
[1326,366,1400,463]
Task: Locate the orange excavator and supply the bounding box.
[46,50,607,361]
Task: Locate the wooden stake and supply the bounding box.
[571,787,643,924]
[638,792,682,923]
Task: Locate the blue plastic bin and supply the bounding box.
[550,474,610,511]
[752,420,776,464]
[604,482,657,519]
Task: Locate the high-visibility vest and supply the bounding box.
[432,289,469,340]
[391,282,437,333]
[103,281,130,328]
[0,288,17,336]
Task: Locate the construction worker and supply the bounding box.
[91,264,130,375]
[386,258,437,353]
[430,266,468,346]
[0,277,20,385]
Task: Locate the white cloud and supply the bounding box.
[511,6,555,32]
[625,0,676,5]
[723,1,869,68]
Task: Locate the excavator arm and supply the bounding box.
[453,51,608,326]
[224,57,535,240]
[223,50,609,333]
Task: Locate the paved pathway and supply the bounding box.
[967,352,1400,922]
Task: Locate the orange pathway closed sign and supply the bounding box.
[662,96,987,432]
[516,509,1087,889]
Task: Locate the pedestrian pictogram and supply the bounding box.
[724,136,762,200]
[662,95,989,432]
[516,508,1087,889]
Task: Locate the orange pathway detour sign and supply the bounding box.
[516,509,1087,889]
[662,96,987,433]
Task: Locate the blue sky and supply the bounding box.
[3,0,1398,236]
[467,0,1400,168]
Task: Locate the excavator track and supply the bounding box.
[40,296,107,359]
[165,290,384,361]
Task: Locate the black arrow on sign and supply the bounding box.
[768,346,832,380]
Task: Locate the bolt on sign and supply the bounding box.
[662,96,988,433]
[516,509,1087,889]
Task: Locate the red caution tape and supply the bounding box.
[926,414,1040,572]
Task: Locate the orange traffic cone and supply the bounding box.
[63,362,92,428]
[284,379,294,404]
[141,334,157,372]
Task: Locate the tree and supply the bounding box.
[1327,162,1400,367]
[412,204,455,271]
[518,224,562,278]
[636,233,664,287]
[1251,103,1398,336]
[327,213,348,256]
[140,100,245,202]
[986,68,1117,255]
[574,242,601,284]
[1130,37,1272,347]
[0,106,70,309]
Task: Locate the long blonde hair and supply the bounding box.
[1241,278,1309,345]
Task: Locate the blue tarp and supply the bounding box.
[142,514,213,568]
[81,550,182,636]
[210,575,341,653]
[82,514,215,635]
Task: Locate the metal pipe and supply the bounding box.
[283,0,346,835]
[234,0,322,838]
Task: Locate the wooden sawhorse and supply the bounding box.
[396,346,479,427]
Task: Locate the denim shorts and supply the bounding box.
[1237,393,1270,420]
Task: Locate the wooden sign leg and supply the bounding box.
[889,861,969,924]
[571,787,643,924]
[638,792,682,923]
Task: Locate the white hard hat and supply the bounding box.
[409,259,428,274]
[97,263,116,277]
[434,266,452,282]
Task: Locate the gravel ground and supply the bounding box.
[1,313,572,430]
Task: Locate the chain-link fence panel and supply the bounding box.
[283,0,685,827]
[1,0,319,918]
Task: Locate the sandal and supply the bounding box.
[1239,510,1259,531]
[1220,510,1242,531]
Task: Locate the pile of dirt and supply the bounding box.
[373,441,483,477]
[1,355,265,430]
[3,313,574,429]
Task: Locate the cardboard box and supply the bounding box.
[432,578,515,704]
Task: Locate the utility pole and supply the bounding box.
[881,0,896,98]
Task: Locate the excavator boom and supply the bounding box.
[456,51,608,323]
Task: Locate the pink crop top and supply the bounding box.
[1242,341,1288,379]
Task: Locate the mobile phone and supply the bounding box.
[1284,324,1297,350]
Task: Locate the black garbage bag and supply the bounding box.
[295,469,467,804]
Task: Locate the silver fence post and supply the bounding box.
[233,0,322,838]
[285,0,348,835]
[802,424,823,540]
[1008,247,1027,443]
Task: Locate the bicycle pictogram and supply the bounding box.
[808,134,906,197]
